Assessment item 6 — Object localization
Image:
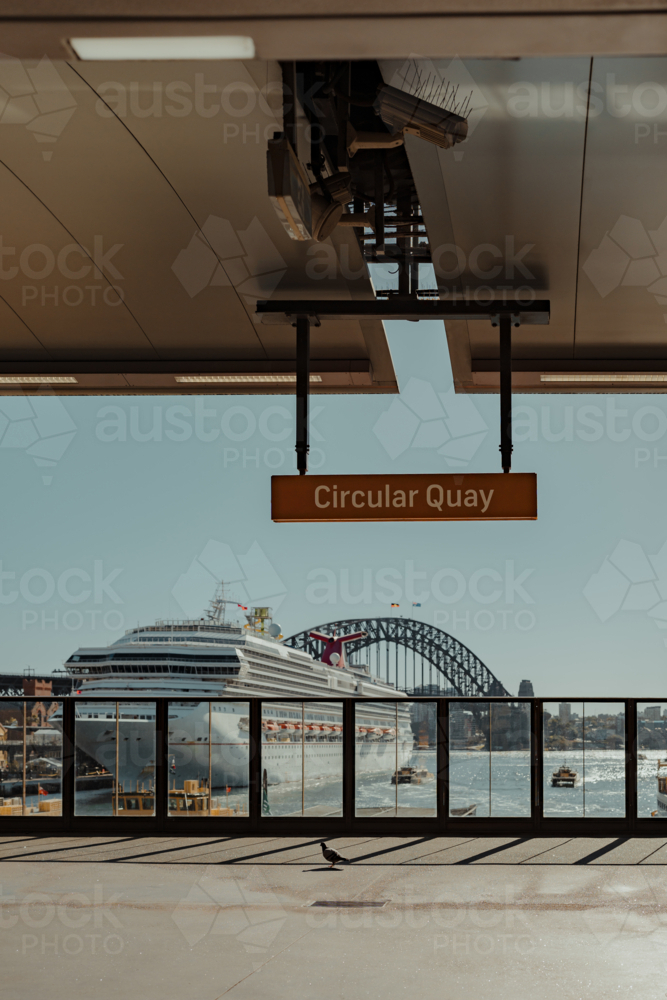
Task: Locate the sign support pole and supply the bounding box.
[499,313,513,474]
[296,314,310,475]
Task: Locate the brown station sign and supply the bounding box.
[271,473,537,522]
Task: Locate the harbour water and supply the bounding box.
[70,749,667,820]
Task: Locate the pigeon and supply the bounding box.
[321,842,348,868]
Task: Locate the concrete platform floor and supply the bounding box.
[3,835,667,999]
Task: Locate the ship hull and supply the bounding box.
[73,709,413,788]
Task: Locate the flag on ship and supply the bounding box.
[390,603,399,608]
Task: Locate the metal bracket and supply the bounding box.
[258,300,549,476]
[491,312,520,473]
[499,314,513,474]
[295,315,310,475]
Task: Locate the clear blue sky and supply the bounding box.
[1,320,666,697]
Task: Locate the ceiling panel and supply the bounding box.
[0,57,397,393]
[576,57,667,359]
[0,162,153,358]
[0,296,48,358]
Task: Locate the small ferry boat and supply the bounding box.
[551,764,577,787]
[391,765,434,785]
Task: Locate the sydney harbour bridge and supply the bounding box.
[285,617,510,697]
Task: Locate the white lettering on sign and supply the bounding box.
[426,485,494,513]
[315,484,494,513]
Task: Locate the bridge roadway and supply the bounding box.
[1,834,666,999]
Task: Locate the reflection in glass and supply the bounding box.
[543,702,625,817]
[0,700,62,816]
[355,701,432,817]
[168,700,249,817]
[449,701,531,817]
[73,701,156,816]
[637,702,667,818]
[261,702,343,817]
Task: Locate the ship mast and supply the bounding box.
[204,582,242,627]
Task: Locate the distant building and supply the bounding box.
[518,679,534,697]
[22,678,52,697]
[449,703,467,743]
[559,703,571,724]
[644,706,662,721]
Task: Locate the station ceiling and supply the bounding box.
[0,58,395,395]
[4,3,667,394]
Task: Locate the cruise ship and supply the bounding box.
[53,589,412,789]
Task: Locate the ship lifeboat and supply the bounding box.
[279,723,295,730]
[263,722,279,731]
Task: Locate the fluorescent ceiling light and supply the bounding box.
[70,36,255,61]
[541,373,667,383]
[175,374,323,384]
[0,376,78,384]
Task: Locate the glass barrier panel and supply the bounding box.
[210,701,250,818]
[167,701,250,817]
[117,703,157,816]
[304,701,343,818]
[25,699,62,816]
[74,701,117,816]
[0,700,26,816]
[449,701,490,817]
[490,702,531,817]
[543,702,584,817]
[405,701,437,817]
[449,701,532,817]
[543,702,624,817]
[0,700,62,818]
[261,701,303,817]
[167,701,209,817]
[581,702,625,817]
[355,702,399,817]
[637,702,667,818]
[74,701,156,816]
[355,701,428,817]
[261,702,343,817]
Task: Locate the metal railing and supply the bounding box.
[0,696,663,836]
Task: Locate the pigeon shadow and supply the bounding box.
[302,866,344,872]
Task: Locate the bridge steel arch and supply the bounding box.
[285,617,510,697]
